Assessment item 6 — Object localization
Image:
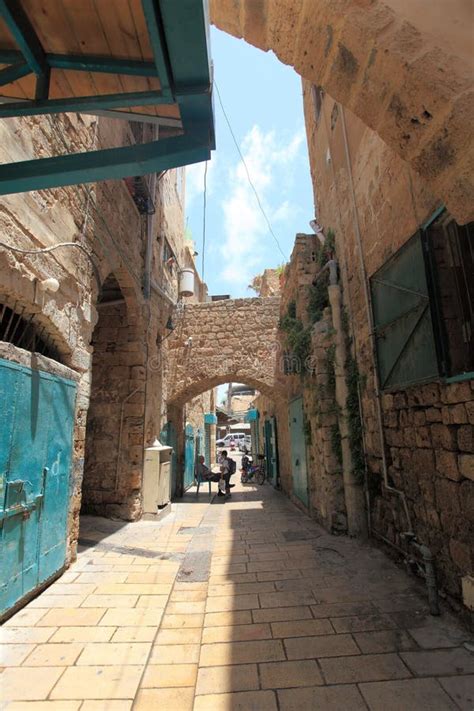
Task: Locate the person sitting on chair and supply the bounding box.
[196,455,211,481]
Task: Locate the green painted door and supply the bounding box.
[0,358,76,617]
[184,423,195,491]
[204,423,211,466]
[264,417,279,486]
[289,397,308,506]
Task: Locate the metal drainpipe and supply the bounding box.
[143,170,158,300]
[339,104,440,612]
[339,103,413,536]
[409,539,440,615]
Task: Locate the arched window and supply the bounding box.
[0,302,62,363]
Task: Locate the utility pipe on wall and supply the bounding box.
[339,104,413,536]
[328,281,368,537]
[143,170,158,300]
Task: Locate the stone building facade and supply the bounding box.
[0,112,209,572]
[268,86,473,613]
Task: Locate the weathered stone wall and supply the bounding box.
[211,0,473,223]
[275,235,348,529]
[167,296,281,407]
[303,86,473,607]
[0,112,203,561]
[249,268,281,297]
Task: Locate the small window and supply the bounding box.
[162,238,175,272]
[311,85,323,122]
[371,211,474,389]
[0,303,62,363]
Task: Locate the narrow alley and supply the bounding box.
[1,479,472,710]
[0,1,473,708]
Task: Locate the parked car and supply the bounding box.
[216,433,247,448]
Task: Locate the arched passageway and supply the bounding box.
[210,0,473,224]
[167,296,281,408]
[82,273,146,521]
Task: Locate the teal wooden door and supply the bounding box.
[184,423,195,490]
[204,423,211,466]
[0,357,76,617]
[289,398,308,506]
[264,417,278,486]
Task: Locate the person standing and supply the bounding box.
[218,449,234,497]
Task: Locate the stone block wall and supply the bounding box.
[302,82,473,607]
[275,235,348,529]
[167,296,281,407]
[0,111,200,560]
[380,381,474,598]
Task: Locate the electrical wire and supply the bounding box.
[201,160,208,280]
[45,114,143,291]
[214,81,287,261]
[0,240,101,288]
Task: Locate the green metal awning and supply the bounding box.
[0,0,214,194]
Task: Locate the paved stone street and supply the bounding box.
[1,480,473,710]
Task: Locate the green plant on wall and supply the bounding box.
[280,300,312,375]
[307,228,336,324]
[346,352,366,485]
[331,423,343,465]
[340,307,366,485]
[325,341,343,466]
[318,227,335,267]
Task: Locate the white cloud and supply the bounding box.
[219,125,304,285]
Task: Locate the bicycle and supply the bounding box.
[255,455,266,486]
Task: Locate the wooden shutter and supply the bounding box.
[371,232,439,389]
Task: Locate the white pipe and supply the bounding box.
[339,104,413,534]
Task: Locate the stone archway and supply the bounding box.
[167,296,281,408]
[82,272,147,521]
[210,0,473,223]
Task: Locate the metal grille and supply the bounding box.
[0,302,62,363]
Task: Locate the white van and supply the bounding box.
[216,433,247,448]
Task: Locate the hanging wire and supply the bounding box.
[0,240,101,288]
[46,114,143,290]
[214,81,287,261]
[201,160,208,280]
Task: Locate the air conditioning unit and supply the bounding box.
[142,439,173,513]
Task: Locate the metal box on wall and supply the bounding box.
[142,439,173,514]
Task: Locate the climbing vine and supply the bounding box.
[325,342,343,466]
[341,307,366,485]
[307,228,336,325]
[280,300,312,375]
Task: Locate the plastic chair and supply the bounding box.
[195,471,212,495]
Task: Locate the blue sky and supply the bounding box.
[185,28,315,298]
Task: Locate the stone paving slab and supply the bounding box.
[1,479,473,710]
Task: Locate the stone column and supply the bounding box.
[328,283,367,537]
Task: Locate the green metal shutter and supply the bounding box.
[371,232,439,389]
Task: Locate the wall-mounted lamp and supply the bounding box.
[39,277,60,293]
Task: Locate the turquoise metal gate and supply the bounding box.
[184,423,195,491]
[0,357,76,618]
[289,398,309,506]
[264,417,279,486]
